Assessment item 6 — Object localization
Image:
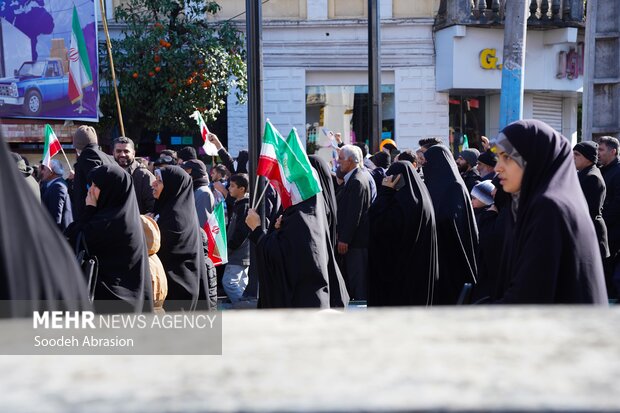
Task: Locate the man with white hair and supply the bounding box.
[336,144,372,300]
[40,159,73,231]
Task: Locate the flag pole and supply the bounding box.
[253,182,269,210]
[251,174,260,208]
[59,146,75,175]
[99,0,125,136]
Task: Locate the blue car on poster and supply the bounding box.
[0,58,68,116]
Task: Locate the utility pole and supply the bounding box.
[498,0,528,130]
[246,0,264,298]
[368,0,381,153]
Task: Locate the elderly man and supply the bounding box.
[72,125,113,219]
[573,141,609,265]
[336,144,372,300]
[40,159,73,231]
[113,136,155,214]
[598,136,620,298]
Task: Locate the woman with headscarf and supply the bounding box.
[422,145,478,304]
[245,193,346,309]
[0,137,89,317]
[492,119,607,304]
[152,165,205,310]
[65,164,152,313]
[368,161,439,306]
[308,155,349,307]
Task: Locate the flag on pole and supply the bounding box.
[42,124,62,168]
[204,201,228,266]
[257,120,322,209]
[190,110,218,156]
[68,5,93,104]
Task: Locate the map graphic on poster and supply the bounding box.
[0,0,98,121]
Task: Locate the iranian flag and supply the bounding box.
[257,120,322,209]
[42,124,61,168]
[190,110,219,156]
[204,201,228,266]
[68,5,93,103]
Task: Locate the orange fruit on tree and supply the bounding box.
[132,72,138,79]
[154,55,161,63]
[155,66,161,73]
[149,71,155,77]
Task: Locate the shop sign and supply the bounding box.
[479,48,503,70]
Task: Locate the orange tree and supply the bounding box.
[99,0,246,138]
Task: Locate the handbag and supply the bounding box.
[75,232,98,303]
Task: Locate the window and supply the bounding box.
[449,95,486,154]
[305,84,395,154]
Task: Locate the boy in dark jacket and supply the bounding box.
[222,173,250,303]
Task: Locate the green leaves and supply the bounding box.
[99,0,246,136]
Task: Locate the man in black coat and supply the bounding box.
[456,148,481,193]
[71,125,113,220]
[113,136,156,214]
[598,136,620,298]
[40,159,73,231]
[573,142,609,264]
[336,145,372,300]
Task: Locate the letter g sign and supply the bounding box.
[480,49,498,70]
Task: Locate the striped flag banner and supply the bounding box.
[257,120,322,209]
[190,110,219,156]
[204,201,228,266]
[42,124,61,168]
[68,5,93,103]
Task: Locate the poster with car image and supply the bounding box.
[0,0,98,121]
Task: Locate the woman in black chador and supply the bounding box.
[422,145,478,304]
[492,119,607,304]
[66,164,152,313]
[368,161,439,306]
[0,137,89,317]
[245,191,347,309]
[152,166,205,310]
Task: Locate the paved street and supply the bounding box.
[1,307,619,412]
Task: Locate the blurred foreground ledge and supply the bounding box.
[0,306,619,412]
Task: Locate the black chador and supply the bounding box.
[249,195,344,308]
[0,137,90,317]
[422,145,478,304]
[155,166,204,310]
[66,164,152,313]
[493,120,607,304]
[368,161,439,306]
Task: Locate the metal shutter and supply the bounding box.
[532,95,563,132]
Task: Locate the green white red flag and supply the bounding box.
[42,124,61,168]
[204,201,228,266]
[257,120,322,209]
[190,110,218,156]
[68,5,93,103]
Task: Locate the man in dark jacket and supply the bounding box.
[336,145,372,300]
[71,125,113,220]
[598,136,620,298]
[40,159,73,231]
[573,141,609,263]
[113,136,155,214]
[456,148,481,193]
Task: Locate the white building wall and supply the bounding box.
[227,90,249,157]
[395,66,449,150]
[264,67,307,140]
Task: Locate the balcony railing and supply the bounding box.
[436,0,585,29]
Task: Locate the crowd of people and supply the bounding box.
[2,118,615,314]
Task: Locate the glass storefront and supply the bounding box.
[448,95,486,154]
[305,84,395,155]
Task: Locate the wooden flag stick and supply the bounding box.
[253,181,269,210]
[99,0,125,136]
[59,145,74,175]
[251,174,260,208]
